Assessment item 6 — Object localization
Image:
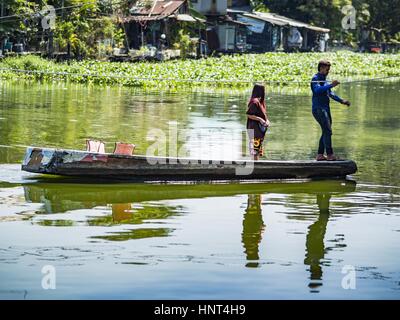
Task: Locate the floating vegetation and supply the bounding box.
[1,52,399,90]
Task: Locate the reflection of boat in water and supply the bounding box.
[22,147,358,180]
[22,180,356,248]
[23,180,357,214]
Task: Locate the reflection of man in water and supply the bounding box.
[304,194,331,290]
[242,194,265,268]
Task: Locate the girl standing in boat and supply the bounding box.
[246,84,270,160]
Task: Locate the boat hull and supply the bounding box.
[21,147,358,181]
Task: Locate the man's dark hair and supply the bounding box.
[318,60,331,71]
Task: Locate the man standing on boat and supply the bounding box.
[311,60,351,161]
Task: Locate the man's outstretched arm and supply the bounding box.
[329,90,344,103]
[311,80,333,94]
[329,90,351,106]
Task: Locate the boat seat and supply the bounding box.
[113,142,135,156]
[86,139,105,154]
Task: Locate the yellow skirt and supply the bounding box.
[249,138,264,157]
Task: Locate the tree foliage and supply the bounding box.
[2,0,399,54]
[260,0,400,44]
[1,0,125,58]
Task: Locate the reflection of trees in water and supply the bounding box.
[276,193,321,222]
[88,203,183,226]
[36,220,76,227]
[90,228,173,241]
[0,82,190,163]
[87,203,181,241]
[242,194,265,268]
[304,194,331,291]
[89,202,182,241]
[33,200,182,241]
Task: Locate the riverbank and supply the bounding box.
[1,52,400,89]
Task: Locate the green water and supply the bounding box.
[0,80,399,299]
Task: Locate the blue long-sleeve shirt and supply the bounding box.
[311,73,343,111]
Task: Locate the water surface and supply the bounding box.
[0,80,399,299]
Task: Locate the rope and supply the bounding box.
[0,144,32,149]
[0,67,399,85]
[335,75,400,84]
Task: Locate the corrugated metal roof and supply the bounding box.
[123,15,164,22]
[242,13,287,26]
[241,12,330,33]
[221,14,250,26]
[129,0,185,17]
[176,13,197,22]
[258,12,330,32]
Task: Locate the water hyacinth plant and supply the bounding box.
[0,52,399,90]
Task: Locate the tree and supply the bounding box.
[1,0,126,58]
[261,0,400,45]
[0,0,40,39]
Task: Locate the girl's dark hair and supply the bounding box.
[250,84,265,104]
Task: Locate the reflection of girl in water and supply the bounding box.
[242,194,266,268]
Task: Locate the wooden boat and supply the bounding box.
[21,147,358,181]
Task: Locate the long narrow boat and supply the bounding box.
[21,147,357,181]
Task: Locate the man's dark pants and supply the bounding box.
[312,108,333,155]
